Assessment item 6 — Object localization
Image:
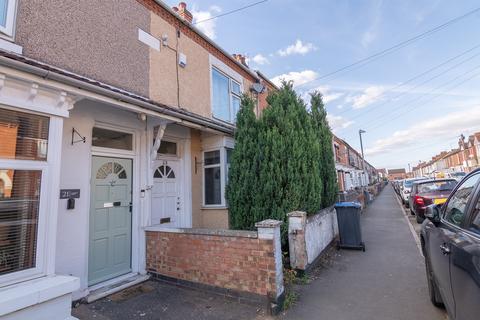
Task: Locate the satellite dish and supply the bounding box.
[251,83,265,94]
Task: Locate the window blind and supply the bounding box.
[0,170,41,276]
[0,107,49,161]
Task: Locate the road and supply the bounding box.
[281,184,447,320]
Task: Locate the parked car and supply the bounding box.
[400,178,427,207]
[409,179,457,223]
[393,179,403,195]
[421,169,480,320]
[447,171,467,182]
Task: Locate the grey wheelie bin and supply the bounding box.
[334,202,365,251]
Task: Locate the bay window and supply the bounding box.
[203,148,232,207]
[0,107,49,284]
[212,67,242,123]
[0,0,17,37]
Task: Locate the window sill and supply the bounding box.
[0,275,80,316]
[201,206,228,210]
[0,37,22,54]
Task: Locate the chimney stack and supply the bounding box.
[233,54,248,67]
[173,2,193,24]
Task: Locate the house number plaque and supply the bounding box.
[59,189,81,199]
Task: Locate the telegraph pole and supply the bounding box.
[359,129,366,185]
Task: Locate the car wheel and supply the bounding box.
[425,256,444,308]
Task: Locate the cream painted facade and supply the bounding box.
[146,8,261,230]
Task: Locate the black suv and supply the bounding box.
[421,169,480,320]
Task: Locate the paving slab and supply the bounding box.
[280,185,447,320]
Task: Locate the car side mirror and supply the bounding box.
[425,204,441,224]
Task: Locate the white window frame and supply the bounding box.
[155,137,180,159]
[0,106,59,287]
[202,147,234,208]
[202,148,225,207]
[0,0,17,38]
[91,123,136,157]
[211,66,243,124]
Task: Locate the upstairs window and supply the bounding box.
[0,0,17,37]
[212,68,241,123]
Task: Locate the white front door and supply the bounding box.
[151,160,183,227]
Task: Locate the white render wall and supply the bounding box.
[55,99,191,299]
[304,207,338,265]
[288,207,338,270]
[56,100,147,299]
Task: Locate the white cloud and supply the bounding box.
[347,86,384,109]
[277,40,317,57]
[361,1,382,48]
[251,54,269,65]
[191,5,222,39]
[327,114,354,132]
[270,70,318,87]
[361,30,377,48]
[304,85,344,104]
[365,107,480,157]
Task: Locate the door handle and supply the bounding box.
[440,244,451,255]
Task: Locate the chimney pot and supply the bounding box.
[233,53,248,67]
[173,2,193,23]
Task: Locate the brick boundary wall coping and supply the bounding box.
[144,225,258,238]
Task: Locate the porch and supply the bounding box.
[57,96,235,300]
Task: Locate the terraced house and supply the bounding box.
[0,1,275,318]
[333,135,377,192]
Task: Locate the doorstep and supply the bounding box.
[86,273,150,303]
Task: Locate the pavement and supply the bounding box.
[280,184,447,320]
[73,280,270,320]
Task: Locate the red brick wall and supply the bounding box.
[146,230,278,298]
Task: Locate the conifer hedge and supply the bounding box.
[226,82,338,243]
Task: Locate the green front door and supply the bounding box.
[89,156,132,286]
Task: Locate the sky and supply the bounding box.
[164,0,480,170]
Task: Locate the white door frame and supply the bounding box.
[87,123,142,288]
[149,133,192,228]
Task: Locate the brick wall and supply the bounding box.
[146,222,284,303]
[146,231,276,296]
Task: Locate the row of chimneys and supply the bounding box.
[172,2,249,68]
[172,2,193,23]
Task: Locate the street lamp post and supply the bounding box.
[359,129,366,186]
